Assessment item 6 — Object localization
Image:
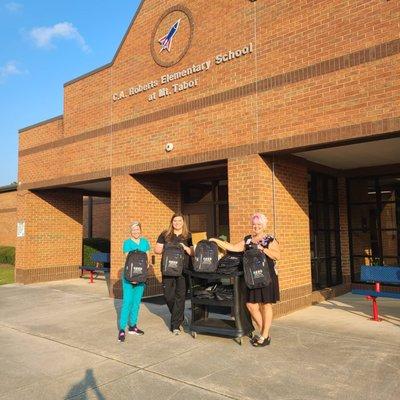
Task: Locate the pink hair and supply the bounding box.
[251,213,268,227]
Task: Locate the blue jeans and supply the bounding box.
[119,277,145,330]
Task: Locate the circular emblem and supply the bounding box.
[150,5,194,68]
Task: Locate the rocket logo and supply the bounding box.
[159,19,181,53]
[151,6,194,68]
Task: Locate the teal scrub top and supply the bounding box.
[123,237,150,253]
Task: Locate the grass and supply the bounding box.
[0,265,14,285]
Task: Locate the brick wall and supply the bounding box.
[110,174,180,298]
[18,0,400,189]
[0,190,17,247]
[228,155,312,316]
[82,197,111,239]
[15,190,83,283]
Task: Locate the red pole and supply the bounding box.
[371,297,379,321]
[371,282,381,322]
[89,271,94,284]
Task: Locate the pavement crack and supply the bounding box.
[64,369,141,400]
[143,369,241,400]
[0,323,141,369]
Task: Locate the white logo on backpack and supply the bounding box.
[252,269,264,279]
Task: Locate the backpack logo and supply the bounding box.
[167,260,178,268]
[252,269,264,279]
[131,265,143,274]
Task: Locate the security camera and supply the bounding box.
[165,143,174,152]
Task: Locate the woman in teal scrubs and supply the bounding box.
[118,221,150,342]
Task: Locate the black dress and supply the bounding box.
[244,235,280,304]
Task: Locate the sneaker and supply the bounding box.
[118,330,125,342]
[128,325,144,335]
[172,328,181,335]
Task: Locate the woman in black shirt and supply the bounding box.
[155,213,194,335]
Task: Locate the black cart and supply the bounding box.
[187,270,253,345]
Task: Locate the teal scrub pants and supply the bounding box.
[119,277,145,330]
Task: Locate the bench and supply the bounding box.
[79,252,110,284]
[352,265,400,321]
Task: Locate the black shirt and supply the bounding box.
[157,232,193,247]
[157,232,193,272]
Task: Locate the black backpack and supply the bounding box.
[193,240,219,273]
[218,253,243,269]
[124,250,148,283]
[161,244,185,276]
[243,249,272,289]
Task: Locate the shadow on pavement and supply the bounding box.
[64,369,105,400]
[314,299,400,327]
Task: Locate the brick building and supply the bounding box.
[0,189,110,247]
[14,0,400,316]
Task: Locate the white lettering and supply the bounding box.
[172,79,198,93]
[215,43,253,65]
[112,43,252,101]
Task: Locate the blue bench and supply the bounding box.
[79,252,110,284]
[352,265,400,321]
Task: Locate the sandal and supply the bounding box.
[252,336,271,347]
[250,335,260,345]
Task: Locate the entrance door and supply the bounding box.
[181,179,229,241]
[182,203,215,238]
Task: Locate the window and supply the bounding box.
[348,175,400,283]
[309,173,342,290]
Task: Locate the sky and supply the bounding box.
[0,0,141,186]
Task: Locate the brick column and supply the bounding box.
[228,154,312,317]
[110,174,180,299]
[0,191,17,247]
[15,189,83,283]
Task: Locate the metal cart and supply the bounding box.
[187,270,253,345]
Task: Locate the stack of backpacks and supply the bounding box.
[193,283,234,301]
[193,239,273,289]
[193,240,243,274]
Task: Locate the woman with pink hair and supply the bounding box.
[210,213,280,347]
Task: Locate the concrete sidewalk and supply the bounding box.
[0,279,399,400]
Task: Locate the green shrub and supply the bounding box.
[0,267,14,285]
[82,238,110,266]
[0,246,15,265]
